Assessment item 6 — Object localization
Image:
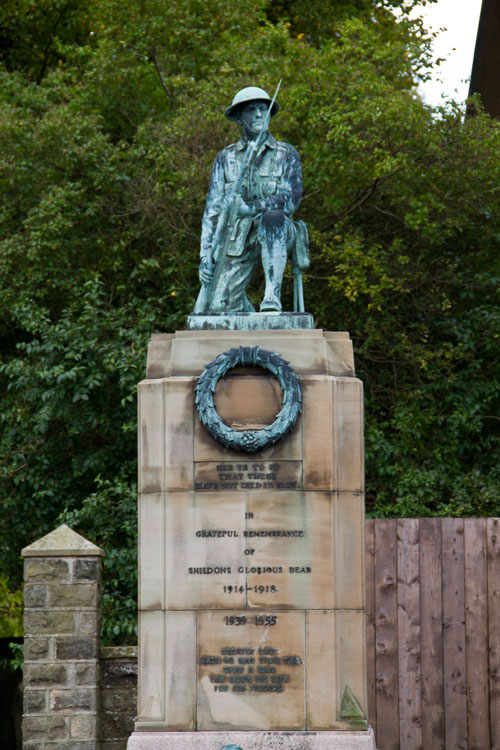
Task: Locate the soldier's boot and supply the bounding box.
[259,210,287,312]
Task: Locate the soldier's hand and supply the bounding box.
[237,200,256,217]
[199,259,214,285]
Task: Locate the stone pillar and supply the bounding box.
[22,524,103,750]
[129,328,376,749]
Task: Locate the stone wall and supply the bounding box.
[21,525,138,750]
[99,647,137,750]
[22,525,103,750]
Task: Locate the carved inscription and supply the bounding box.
[194,461,301,491]
[201,644,302,693]
[164,491,334,610]
[197,611,305,707]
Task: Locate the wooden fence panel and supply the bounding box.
[464,519,489,750]
[366,518,500,750]
[374,519,399,750]
[365,518,377,733]
[419,518,444,750]
[441,519,467,750]
[397,519,422,750]
[487,518,500,750]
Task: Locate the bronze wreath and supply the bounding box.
[195,345,301,453]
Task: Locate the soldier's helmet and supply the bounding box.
[225,86,279,121]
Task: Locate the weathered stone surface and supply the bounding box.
[100,659,137,689]
[45,742,96,750]
[22,527,101,750]
[24,637,50,660]
[100,645,137,660]
[56,637,97,660]
[196,610,306,731]
[24,688,47,713]
[127,730,377,750]
[334,492,365,609]
[24,584,49,608]
[75,662,98,686]
[306,611,336,729]
[24,610,75,635]
[74,559,100,581]
[24,664,68,687]
[25,559,69,583]
[22,524,103,558]
[50,688,95,712]
[23,715,68,740]
[138,377,195,494]
[50,583,97,608]
[187,312,315,331]
[99,652,138,746]
[146,330,352,379]
[101,687,138,713]
[101,710,135,738]
[70,714,97,739]
[101,742,127,750]
[302,376,335,491]
[77,611,99,636]
[213,373,283,428]
[335,378,364,492]
[136,330,368,738]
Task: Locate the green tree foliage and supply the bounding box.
[0,0,499,639]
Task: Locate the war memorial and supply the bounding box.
[127,84,376,750]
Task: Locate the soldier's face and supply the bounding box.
[238,101,269,137]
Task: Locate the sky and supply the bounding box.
[410,0,483,106]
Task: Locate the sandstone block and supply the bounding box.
[302,376,334,490]
[25,558,69,583]
[138,492,165,610]
[306,611,337,729]
[196,609,306,731]
[56,637,97,660]
[50,688,96,712]
[70,714,97,739]
[24,664,68,687]
[24,584,49,608]
[73,559,100,581]
[44,742,95,750]
[23,688,47,713]
[75,662,98,686]
[24,610,75,635]
[334,493,365,609]
[50,583,97,608]
[138,377,195,493]
[138,610,196,729]
[77,611,99,636]
[23,715,68,741]
[335,378,364,492]
[24,637,50,660]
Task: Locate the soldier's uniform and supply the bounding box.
[200,133,304,312]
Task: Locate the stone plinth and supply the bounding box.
[187,312,315,330]
[22,524,103,750]
[128,729,377,750]
[132,329,374,748]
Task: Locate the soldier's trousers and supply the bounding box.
[209,210,294,312]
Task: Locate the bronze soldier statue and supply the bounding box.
[194,84,308,314]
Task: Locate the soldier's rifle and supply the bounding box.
[194,80,281,313]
